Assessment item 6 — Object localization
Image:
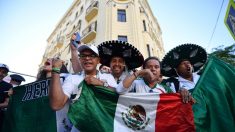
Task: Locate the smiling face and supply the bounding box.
[110,56,125,77]
[79,49,100,75]
[176,60,193,78]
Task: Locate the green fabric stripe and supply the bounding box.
[2,80,57,132]
[68,82,119,132]
[192,56,235,132]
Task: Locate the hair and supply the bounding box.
[143,56,161,69]
[36,70,47,81]
[60,64,69,73]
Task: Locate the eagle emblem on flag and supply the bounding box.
[121,105,150,130]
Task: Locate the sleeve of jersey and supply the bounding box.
[116,81,135,94]
[62,75,81,99]
[102,74,118,88]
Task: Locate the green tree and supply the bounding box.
[209,44,235,66]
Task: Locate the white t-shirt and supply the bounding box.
[115,71,130,84]
[169,73,200,92]
[116,78,167,94]
[62,71,117,99]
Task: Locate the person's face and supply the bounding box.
[176,60,193,78]
[110,57,125,75]
[79,49,100,73]
[43,58,52,72]
[144,59,161,79]
[0,68,8,81]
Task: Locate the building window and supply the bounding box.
[118,35,128,42]
[66,22,70,27]
[75,11,78,18]
[117,9,126,22]
[147,44,151,57]
[80,6,84,13]
[143,20,147,31]
[77,20,82,31]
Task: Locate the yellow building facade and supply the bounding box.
[40,0,165,71]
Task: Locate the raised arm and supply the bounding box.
[70,34,83,73]
[49,58,68,110]
[122,69,154,88]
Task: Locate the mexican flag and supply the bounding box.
[192,56,235,131]
[68,84,195,132]
[2,78,72,132]
[68,56,235,132]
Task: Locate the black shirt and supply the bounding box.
[0,81,12,103]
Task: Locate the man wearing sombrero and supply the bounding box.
[161,43,207,103]
[98,40,144,84]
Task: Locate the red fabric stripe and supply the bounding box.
[155,94,195,132]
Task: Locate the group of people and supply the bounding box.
[0,64,25,130]
[48,34,207,131]
[0,32,207,131]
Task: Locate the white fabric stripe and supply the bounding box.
[114,93,160,132]
[56,102,73,132]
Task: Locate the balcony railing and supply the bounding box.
[81,21,97,44]
[85,1,98,22]
[56,36,65,49]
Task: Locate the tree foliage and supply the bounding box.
[209,44,235,66]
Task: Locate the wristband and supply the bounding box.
[52,67,60,74]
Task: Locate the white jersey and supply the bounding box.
[169,73,200,92]
[116,78,167,94]
[115,72,130,84]
[62,71,117,99]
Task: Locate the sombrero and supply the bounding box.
[161,43,207,77]
[98,40,144,70]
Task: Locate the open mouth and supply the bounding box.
[83,62,93,66]
[187,67,191,72]
[45,62,50,66]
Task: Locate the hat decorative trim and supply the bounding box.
[189,48,198,58]
[173,52,179,59]
[123,49,132,57]
[102,47,112,55]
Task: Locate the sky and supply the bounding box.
[0,0,234,84]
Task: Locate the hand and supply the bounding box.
[7,88,13,96]
[84,75,103,86]
[137,69,157,82]
[70,33,80,51]
[179,88,196,104]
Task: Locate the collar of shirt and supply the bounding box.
[178,73,200,84]
[81,70,100,79]
[115,71,129,84]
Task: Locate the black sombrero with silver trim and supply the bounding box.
[161,43,207,77]
[98,40,144,70]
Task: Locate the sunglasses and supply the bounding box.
[79,54,97,59]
